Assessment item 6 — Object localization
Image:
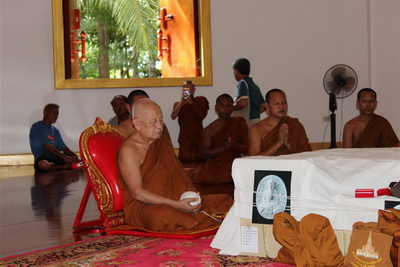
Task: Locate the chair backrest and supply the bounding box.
[79,117,127,227]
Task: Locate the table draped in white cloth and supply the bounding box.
[211,148,400,256]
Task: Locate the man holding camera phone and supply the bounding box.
[171,80,209,163]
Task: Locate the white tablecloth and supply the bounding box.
[211,148,400,255]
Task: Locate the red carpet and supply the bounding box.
[0,235,293,266]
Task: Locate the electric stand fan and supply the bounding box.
[323,64,358,148]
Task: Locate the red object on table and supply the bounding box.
[355,189,374,198]
[377,188,392,196]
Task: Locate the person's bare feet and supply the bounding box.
[38,160,53,171]
[37,160,69,171]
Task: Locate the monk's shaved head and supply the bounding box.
[132,98,162,120]
[131,98,164,137]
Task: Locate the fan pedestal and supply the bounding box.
[329,112,338,149]
[329,93,338,149]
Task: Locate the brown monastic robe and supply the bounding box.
[118,135,232,232]
[191,117,248,184]
[162,124,171,140]
[261,116,312,156]
[177,96,209,162]
[354,114,399,148]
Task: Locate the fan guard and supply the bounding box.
[323,64,358,99]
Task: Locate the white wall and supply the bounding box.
[1,0,399,154]
[370,0,400,130]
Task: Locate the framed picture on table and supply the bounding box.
[252,170,292,224]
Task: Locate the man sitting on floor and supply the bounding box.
[248,89,312,156]
[117,89,170,140]
[117,99,232,232]
[29,103,81,171]
[191,94,248,195]
[342,88,399,148]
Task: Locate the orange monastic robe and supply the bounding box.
[118,135,232,232]
[261,116,311,156]
[177,96,209,162]
[192,117,248,184]
[354,114,399,148]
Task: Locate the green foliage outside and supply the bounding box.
[78,0,161,79]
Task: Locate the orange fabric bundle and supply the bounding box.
[377,209,400,266]
[273,212,344,266]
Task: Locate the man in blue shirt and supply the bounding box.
[29,103,80,171]
[232,58,266,128]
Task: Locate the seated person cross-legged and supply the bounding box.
[191,94,248,197]
[29,103,82,171]
[117,99,232,232]
[249,89,312,156]
[342,88,399,148]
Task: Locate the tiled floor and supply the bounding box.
[0,166,100,258]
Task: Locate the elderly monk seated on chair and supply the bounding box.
[342,88,399,148]
[191,94,248,196]
[249,89,312,156]
[117,89,170,140]
[117,99,233,232]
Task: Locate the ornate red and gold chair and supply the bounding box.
[73,117,218,240]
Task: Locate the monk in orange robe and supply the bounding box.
[117,99,232,232]
[249,89,311,156]
[192,94,248,194]
[259,116,311,155]
[171,81,209,162]
[343,88,399,148]
[351,114,399,148]
[117,89,171,140]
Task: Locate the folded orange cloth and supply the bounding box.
[378,209,400,266]
[273,212,344,266]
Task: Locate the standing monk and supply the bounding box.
[192,94,248,189]
[117,99,232,232]
[249,89,311,156]
[342,88,399,148]
[171,80,209,162]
